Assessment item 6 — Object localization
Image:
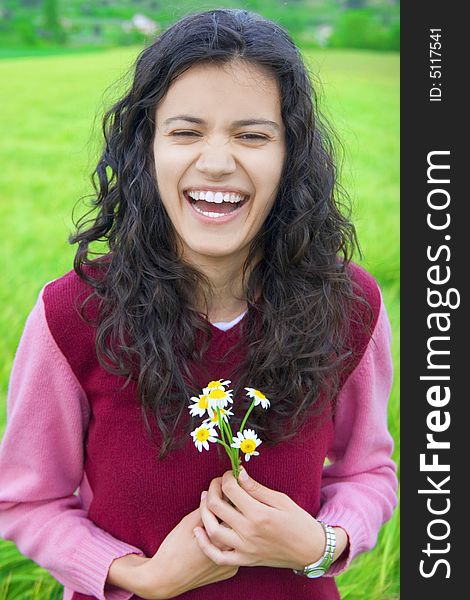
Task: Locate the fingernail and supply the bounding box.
[201,490,207,500]
[193,528,200,537]
[239,468,248,482]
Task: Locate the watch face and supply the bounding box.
[306,567,325,578]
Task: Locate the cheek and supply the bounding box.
[153,140,188,173]
[157,142,195,162]
[251,170,281,209]
[250,150,284,185]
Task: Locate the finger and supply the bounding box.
[237,468,289,508]
[200,490,242,549]
[193,526,242,567]
[205,477,249,531]
[221,469,285,515]
[220,470,264,516]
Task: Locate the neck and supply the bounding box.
[186,252,259,322]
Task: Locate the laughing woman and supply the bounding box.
[0,8,397,600]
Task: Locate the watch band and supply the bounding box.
[292,520,336,579]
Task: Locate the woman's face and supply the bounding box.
[153,60,286,266]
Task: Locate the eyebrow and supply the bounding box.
[162,115,281,133]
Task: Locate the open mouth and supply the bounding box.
[183,191,250,216]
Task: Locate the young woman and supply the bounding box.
[0,8,397,600]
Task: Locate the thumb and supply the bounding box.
[238,467,281,507]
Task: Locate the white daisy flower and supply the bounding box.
[202,407,234,428]
[206,387,234,412]
[188,393,211,418]
[203,379,231,394]
[245,387,270,410]
[190,424,218,452]
[231,428,262,462]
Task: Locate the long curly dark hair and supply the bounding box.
[69,8,370,459]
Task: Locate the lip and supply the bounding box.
[183,190,250,224]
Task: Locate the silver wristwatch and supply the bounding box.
[292,520,336,578]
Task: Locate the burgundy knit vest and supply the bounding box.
[43,261,379,600]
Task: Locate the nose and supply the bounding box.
[194,141,237,178]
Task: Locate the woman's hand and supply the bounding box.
[138,507,238,599]
[194,467,343,570]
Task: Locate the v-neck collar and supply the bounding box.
[210,309,248,330]
[198,296,263,338]
[205,311,247,338]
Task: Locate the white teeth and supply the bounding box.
[193,205,226,218]
[187,190,246,203]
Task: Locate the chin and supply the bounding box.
[188,243,238,259]
[198,248,235,258]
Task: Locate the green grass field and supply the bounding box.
[0,47,399,599]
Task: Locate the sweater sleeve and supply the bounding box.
[0,285,146,599]
[316,290,398,576]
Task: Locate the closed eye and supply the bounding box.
[171,131,199,137]
[171,131,268,141]
[238,134,268,141]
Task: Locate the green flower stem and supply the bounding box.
[235,455,242,482]
[222,417,233,447]
[239,399,256,434]
[217,411,235,472]
[215,439,237,473]
[232,399,257,479]
[215,438,233,455]
[232,457,240,480]
[221,417,240,477]
[234,456,242,479]
[217,410,241,477]
[217,410,227,445]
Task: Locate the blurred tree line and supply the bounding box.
[0,0,399,54]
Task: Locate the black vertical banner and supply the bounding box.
[401,3,466,598]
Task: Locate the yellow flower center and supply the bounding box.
[207,380,222,388]
[240,439,256,454]
[196,428,210,442]
[209,389,226,400]
[254,389,266,400]
[198,395,209,409]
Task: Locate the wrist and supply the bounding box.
[134,558,171,600]
[293,520,336,578]
[107,554,150,595]
[294,518,325,570]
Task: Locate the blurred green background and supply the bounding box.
[1,0,399,57]
[0,1,399,599]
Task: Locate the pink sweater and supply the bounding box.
[0,268,397,599]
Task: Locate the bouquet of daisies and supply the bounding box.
[189,379,270,478]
